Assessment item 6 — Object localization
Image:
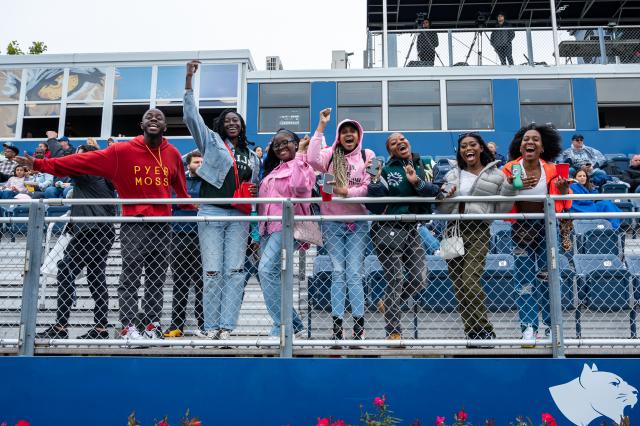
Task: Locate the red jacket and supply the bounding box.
[502,158,572,213]
[33,136,190,217]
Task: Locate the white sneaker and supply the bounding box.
[206,330,220,339]
[218,330,231,340]
[120,325,143,340]
[521,325,536,347]
[193,329,207,338]
[143,322,164,339]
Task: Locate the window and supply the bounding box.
[519,79,574,128]
[388,80,440,130]
[22,68,63,137]
[114,67,152,100]
[446,80,493,130]
[0,69,21,137]
[156,66,184,99]
[200,64,238,99]
[111,104,149,137]
[337,82,382,131]
[596,78,640,128]
[259,83,310,132]
[65,67,106,137]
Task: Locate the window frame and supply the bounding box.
[518,79,575,129]
[596,78,640,130]
[258,82,311,133]
[387,80,441,131]
[337,81,383,132]
[446,79,494,130]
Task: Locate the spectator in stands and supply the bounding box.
[308,108,375,341]
[255,146,263,160]
[86,137,99,149]
[490,12,515,65]
[622,154,640,193]
[562,134,606,175]
[183,60,261,340]
[503,123,571,343]
[367,133,440,340]
[0,142,19,183]
[417,17,439,67]
[487,141,506,167]
[24,148,53,198]
[570,169,622,229]
[439,132,517,344]
[18,107,192,341]
[0,165,29,198]
[258,129,315,337]
[255,146,265,178]
[44,178,73,198]
[37,142,51,158]
[107,137,115,147]
[35,144,117,340]
[581,161,612,187]
[44,132,75,158]
[164,151,205,338]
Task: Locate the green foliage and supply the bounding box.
[28,41,47,55]
[6,40,23,55]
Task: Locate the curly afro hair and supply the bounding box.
[507,123,563,162]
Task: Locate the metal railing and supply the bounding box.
[1,194,639,358]
[368,26,640,67]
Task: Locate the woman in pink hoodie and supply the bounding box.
[258,128,316,336]
[307,108,376,341]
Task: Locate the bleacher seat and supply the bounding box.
[605,153,627,160]
[601,183,629,194]
[490,221,513,255]
[612,199,635,231]
[364,254,386,310]
[307,255,332,311]
[417,255,457,313]
[45,205,70,234]
[626,255,640,337]
[481,254,517,312]
[3,205,30,241]
[573,254,631,312]
[603,155,630,178]
[572,219,622,256]
[558,254,576,310]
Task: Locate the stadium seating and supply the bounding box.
[574,254,631,311]
[490,221,513,255]
[572,219,622,256]
[364,254,386,311]
[418,255,457,313]
[625,255,640,337]
[601,183,629,194]
[307,255,332,312]
[481,254,517,312]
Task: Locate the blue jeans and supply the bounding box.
[198,205,249,332]
[513,220,551,332]
[258,231,304,336]
[0,190,18,199]
[44,186,72,198]
[322,221,367,319]
[418,224,440,255]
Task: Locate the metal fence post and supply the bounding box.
[280,200,295,358]
[448,30,454,66]
[544,196,566,358]
[526,28,534,66]
[597,26,608,65]
[18,201,46,356]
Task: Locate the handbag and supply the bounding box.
[293,203,323,246]
[440,221,465,260]
[223,143,252,214]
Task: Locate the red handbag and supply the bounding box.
[224,143,253,214]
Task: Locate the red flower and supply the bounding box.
[456,409,468,421]
[373,396,386,407]
[317,418,330,426]
[157,421,170,426]
[15,421,30,426]
[541,413,557,426]
[435,416,446,425]
[330,420,346,426]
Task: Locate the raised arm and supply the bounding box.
[307,108,333,172]
[183,60,209,153]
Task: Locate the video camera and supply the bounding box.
[476,11,490,28]
[415,12,427,28]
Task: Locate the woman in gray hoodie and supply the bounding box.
[439,132,517,344]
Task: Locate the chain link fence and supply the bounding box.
[2,196,640,356]
[369,26,640,68]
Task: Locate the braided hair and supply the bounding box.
[263,128,300,178]
[214,109,249,149]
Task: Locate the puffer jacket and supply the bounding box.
[437,160,516,215]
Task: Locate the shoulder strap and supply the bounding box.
[222,142,241,188]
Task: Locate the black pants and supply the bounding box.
[495,44,514,65]
[169,232,204,331]
[118,222,171,327]
[418,50,435,67]
[372,223,426,335]
[56,224,116,327]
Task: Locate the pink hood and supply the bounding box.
[307,119,373,216]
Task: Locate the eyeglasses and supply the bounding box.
[271,139,296,151]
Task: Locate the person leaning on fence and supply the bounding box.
[366,133,440,340]
[438,132,517,345]
[35,144,117,340]
[258,129,316,337]
[307,108,375,341]
[164,151,206,338]
[183,60,261,341]
[490,12,515,66]
[17,108,193,341]
[502,123,571,344]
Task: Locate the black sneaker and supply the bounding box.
[466,330,496,349]
[77,328,109,339]
[35,325,68,339]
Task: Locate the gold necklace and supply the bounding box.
[144,144,164,169]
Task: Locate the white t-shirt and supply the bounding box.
[458,170,476,196]
[518,160,547,195]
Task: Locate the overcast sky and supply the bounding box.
[1,0,367,70]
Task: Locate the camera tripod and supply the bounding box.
[403,30,445,67]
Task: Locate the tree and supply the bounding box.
[28,41,47,55]
[6,40,23,55]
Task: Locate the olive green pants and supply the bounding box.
[445,220,493,336]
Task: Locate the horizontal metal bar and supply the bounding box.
[40,338,281,347]
[0,339,18,346]
[557,212,640,219]
[292,339,551,347]
[551,193,640,201]
[43,215,282,224]
[565,339,640,346]
[293,213,545,222]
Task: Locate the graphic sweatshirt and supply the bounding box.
[33,135,190,216]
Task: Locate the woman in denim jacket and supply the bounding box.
[183,61,260,340]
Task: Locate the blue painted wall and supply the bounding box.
[1,358,639,425]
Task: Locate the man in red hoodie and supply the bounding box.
[18,108,191,340]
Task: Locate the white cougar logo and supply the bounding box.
[549,363,638,426]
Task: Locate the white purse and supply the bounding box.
[440,220,465,260]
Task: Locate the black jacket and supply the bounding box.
[69,174,116,231]
[490,22,515,47]
[417,32,439,54]
[46,137,75,158]
[622,166,640,192]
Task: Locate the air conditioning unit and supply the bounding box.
[266,56,283,70]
